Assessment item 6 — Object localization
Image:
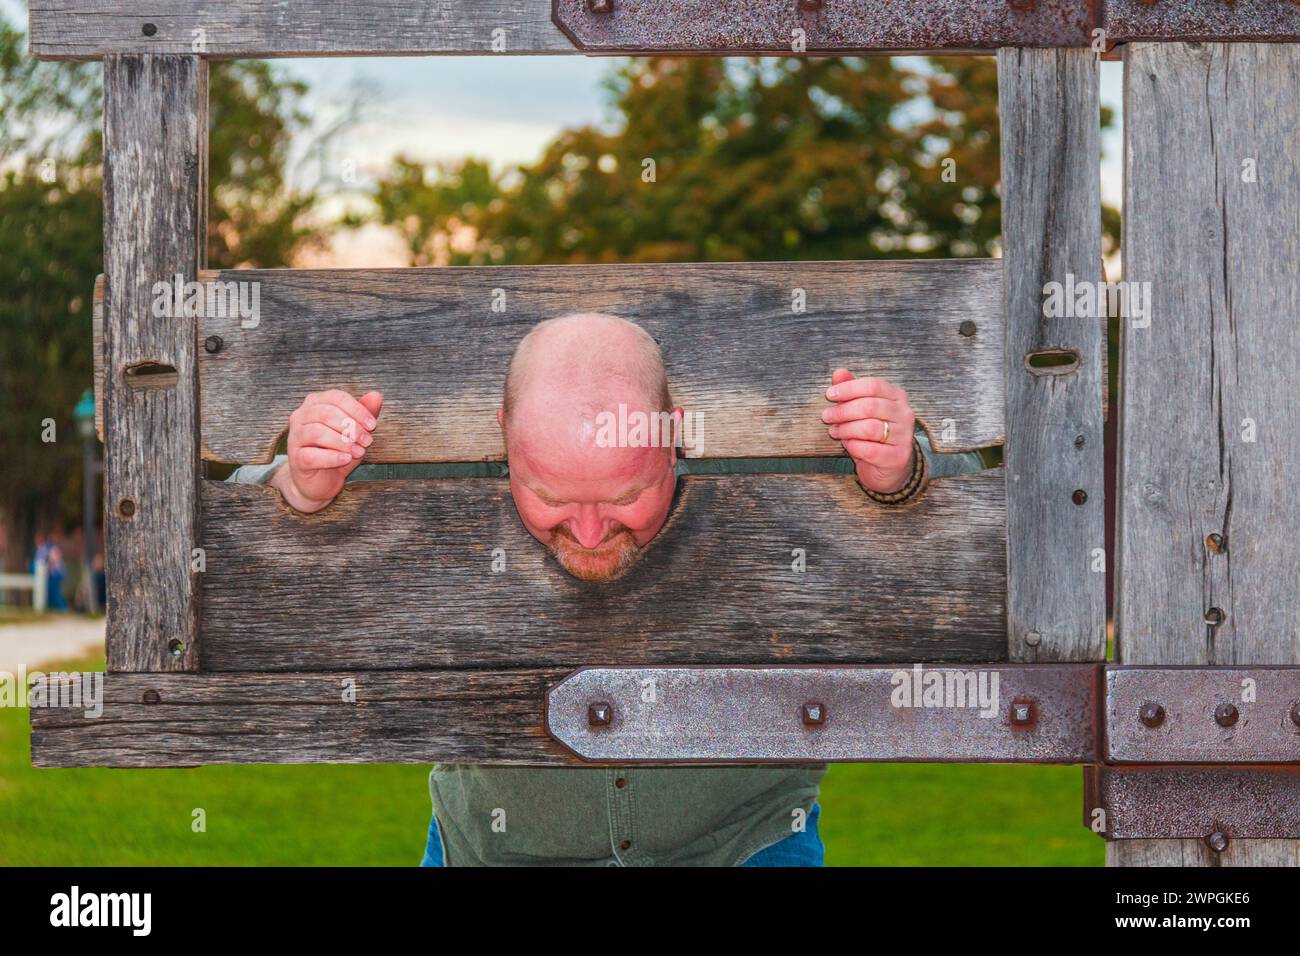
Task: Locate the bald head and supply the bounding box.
[502,313,671,441]
[499,313,680,582]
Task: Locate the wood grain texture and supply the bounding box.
[1113,42,1300,868]
[29,0,573,59]
[102,56,206,672]
[199,470,1008,671]
[997,48,1107,664]
[29,670,575,767]
[190,260,1004,463]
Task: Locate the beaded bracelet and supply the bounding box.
[859,435,927,505]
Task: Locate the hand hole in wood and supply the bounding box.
[1024,348,1080,376]
[124,361,179,390]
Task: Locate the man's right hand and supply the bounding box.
[270,389,384,513]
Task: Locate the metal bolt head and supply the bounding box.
[1214,702,1239,728]
[586,0,614,13]
[1024,631,1042,647]
[1205,830,1229,853]
[1139,701,1166,728]
[587,702,612,726]
[801,701,826,726]
[1072,489,1088,505]
[204,335,224,354]
[1204,606,1225,626]
[1074,434,1086,449]
[1009,701,1034,726]
[1206,533,1225,554]
[959,320,977,337]
[142,22,157,36]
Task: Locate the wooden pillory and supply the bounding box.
[27,2,1300,867]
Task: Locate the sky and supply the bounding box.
[278,54,1124,202]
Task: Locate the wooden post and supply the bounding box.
[1113,42,1300,866]
[998,48,1107,663]
[102,55,207,671]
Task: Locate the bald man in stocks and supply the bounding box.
[228,313,983,866]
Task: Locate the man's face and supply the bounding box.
[504,407,680,582]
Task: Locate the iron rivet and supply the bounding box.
[142,689,161,704]
[1024,631,1041,647]
[117,498,136,519]
[1290,701,1300,727]
[204,335,224,354]
[588,702,612,726]
[1204,607,1225,626]
[1139,701,1165,728]
[167,639,185,658]
[1074,434,1086,449]
[959,320,977,337]
[1206,533,1225,554]
[1009,701,1034,726]
[586,0,613,13]
[142,22,157,36]
[801,701,826,726]
[1072,489,1088,505]
[1214,703,1239,728]
[1205,831,1229,853]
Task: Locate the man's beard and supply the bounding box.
[548,524,641,582]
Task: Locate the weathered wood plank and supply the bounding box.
[27,0,1090,60]
[102,56,207,672]
[1113,42,1300,868]
[29,0,573,60]
[94,261,1006,459]
[29,670,575,767]
[199,470,1008,671]
[186,259,1004,463]
[29,664,1092,768]
[997,48,1106,664]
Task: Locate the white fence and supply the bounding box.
[0,558,48,612]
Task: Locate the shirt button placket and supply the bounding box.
[608,767,639,865]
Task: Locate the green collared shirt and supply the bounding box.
[228,429,983,866]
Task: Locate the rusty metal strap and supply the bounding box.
[1086,766,1300,840]
[546,664,1300,764]
[545,664,1100,763]
[553,1,1300,54]
[1105,0,1300,43]
[1106,667,1300,764]
[552,0,1099,53]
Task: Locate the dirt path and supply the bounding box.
[0,616,105,673]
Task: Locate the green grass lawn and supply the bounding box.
[1,655,1102,866]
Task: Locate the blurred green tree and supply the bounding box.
[0,12,321,568]
[366,57,1116,266]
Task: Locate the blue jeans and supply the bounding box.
[419,801,824,867]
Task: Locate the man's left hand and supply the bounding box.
[822,368,916,494]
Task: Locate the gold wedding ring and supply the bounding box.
[880,420,891,444]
